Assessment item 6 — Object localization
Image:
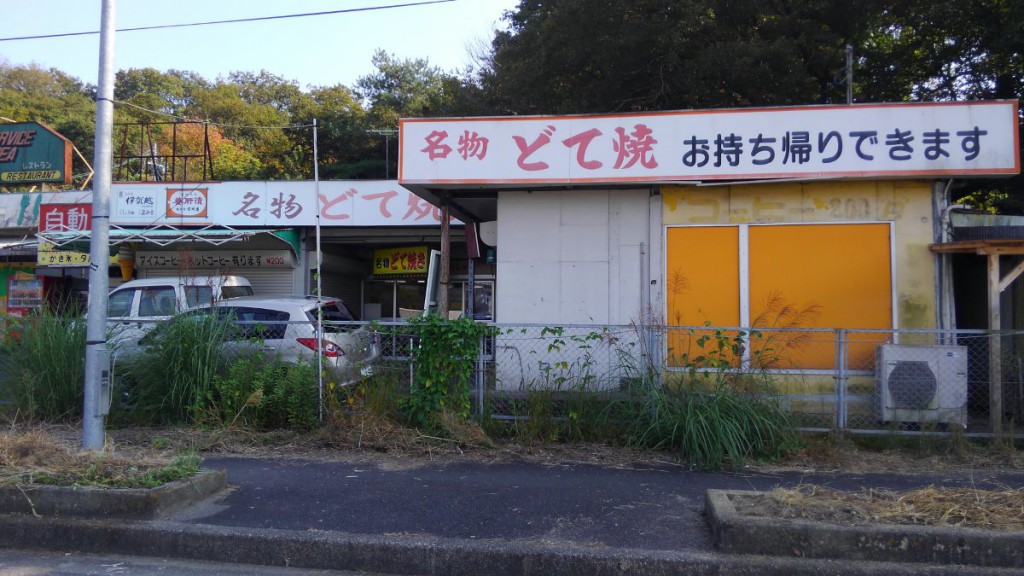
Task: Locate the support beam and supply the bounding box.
[439,194,450,318]
[999,258,1024,293]
[988,252,1002,434]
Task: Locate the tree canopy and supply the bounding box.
[479,0,1022,211]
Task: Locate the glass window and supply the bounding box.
[108,289,135,318]
[471,281,493,320]
[219,306,289,340]
[310,300,354,332]
[139,287,176,317]
[362,281,393,319]
[184,286,214,308]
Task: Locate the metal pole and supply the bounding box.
[313,119,324,420]
[845,44,853,105]
[83,0,116,451]
[439,194,450,318]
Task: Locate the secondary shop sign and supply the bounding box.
[111,181,459,227]
[135,250,293,269]
[372,245,430,276]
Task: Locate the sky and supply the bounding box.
[0,0,519,90]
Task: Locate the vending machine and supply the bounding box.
[6,272,44,318]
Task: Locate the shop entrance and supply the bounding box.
[362,279,494,321]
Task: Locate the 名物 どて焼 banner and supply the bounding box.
[398,101,1020,185]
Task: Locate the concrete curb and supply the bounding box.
[706,489,1024,569]
[0,470,226,520]
[0,514,1020,576]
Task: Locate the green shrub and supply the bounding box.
[1,308,87,421]
[397,315,497,430]
[119,313,234,423]
[215,355,319,430]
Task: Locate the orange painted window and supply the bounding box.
[665,227,741,367]
[665,223,892,371]
[748,224,892,370]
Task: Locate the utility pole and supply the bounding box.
[82,0,116,451]
[367,129,398,178]
[846,44,853,104]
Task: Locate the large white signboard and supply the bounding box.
[399,101,1020,185]
[0,182,451,229]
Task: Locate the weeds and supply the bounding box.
[395,315,497,430]
[214,354,319,430]
[118,313,235,423]
[0,307,87,421]
[0,428,200,488]
[629,385,795,469]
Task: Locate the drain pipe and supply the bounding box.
[940,194,968,343]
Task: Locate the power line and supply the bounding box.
[0,0,454,42]
[113,98,313,130]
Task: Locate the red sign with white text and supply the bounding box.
[40,203,91,232]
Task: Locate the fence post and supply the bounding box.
[476,334,486,419]
[835,329,848,431]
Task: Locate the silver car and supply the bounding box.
[187,295,379,386]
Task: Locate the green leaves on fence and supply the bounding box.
[400,315,497,429]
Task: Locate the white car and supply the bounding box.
[107,275,254,352]
[187,295,380,386]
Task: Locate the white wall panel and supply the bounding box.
[495,188,651,389]
[497,261,560,320]
[559,223,608,262]
[496,188,649,325]
[559,262,609,324]
[498,192,561,263]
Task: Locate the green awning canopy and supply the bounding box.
[38,226,301,258]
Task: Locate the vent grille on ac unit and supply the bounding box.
[886,360,938,410]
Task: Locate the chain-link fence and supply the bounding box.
[3,315,1022,438]
[411,324,1022,437]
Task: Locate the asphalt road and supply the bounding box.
[0,549,382,575]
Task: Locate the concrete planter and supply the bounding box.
[0,469,226,520]
[706,489,1024,569]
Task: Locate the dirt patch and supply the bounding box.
[731,484,1024,531]
[9,420,1024,474]
[0,425,195,487]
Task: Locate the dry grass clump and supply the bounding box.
[1,426,198,488]
[438,410,495,449]
[315,411,426,453]
[0,428,73,469]
[738,484,1024,531]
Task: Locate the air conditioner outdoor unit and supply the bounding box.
[876,344,968,428]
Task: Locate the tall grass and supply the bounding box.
[215,355,320,430]
[629,382,796,469]
[119,313,234,423]
[1,308,87,421]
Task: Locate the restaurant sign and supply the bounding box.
[373,245,430,276]
[399,101,1020,185]
[0,123,73,185]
